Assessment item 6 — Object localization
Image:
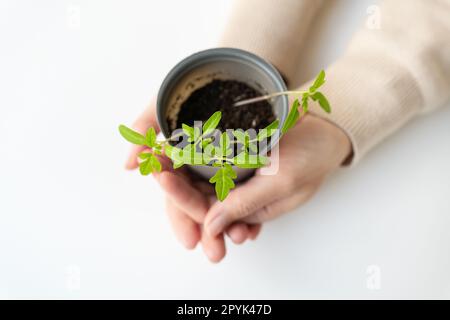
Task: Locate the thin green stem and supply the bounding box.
[233,90,309,107]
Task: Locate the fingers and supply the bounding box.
[193,180,216,195]
[204,175,284,237]
[243,185,318,224]
[248,224,262,240]
[126,100,159,169]
[225,222,262,243]
[158,171,209,224]
[226,223,249,244]
[165,198,201,250]
[201,225,226,263]
[166,195,258,262]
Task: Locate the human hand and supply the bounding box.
[125,99,262,263]
[203,114,351,237]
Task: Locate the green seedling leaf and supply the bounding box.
[145,127,157,147]
[173,162,184,169]
[202,152,213,164]
[232,130,246,143]
[138,152,152,159]
[139,158,152,175]
[301,93,309,114]
[311,91,331,113]
[201,137,212,149]
[281,99,300,134]
[139,153,161,175]
[219,132,232,157]
[248,141,258,153]
[119,125,146,145]
[149,153,162,172]
[213,146,223,158]
[182,144,205,165]
[209,166,236,201]
[194,127,201,142]
[202,111,221,135]
[223,163,237,179]
[164,144,184,169]
[219,132,230,148]
[182,124,195,142]
[257,119,279,141]
[202,142,216,162]
[309,70,326,92]
[233,152,269,169]
[212,161,222,168]
[153,145,162,155]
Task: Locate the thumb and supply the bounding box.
[204,175,284,237]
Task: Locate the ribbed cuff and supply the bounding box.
[304,53,424,165]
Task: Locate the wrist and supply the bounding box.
[304,114,353,166]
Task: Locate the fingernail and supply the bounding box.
[204,246,222,264]
[206,211,227,237]
[182,238,197,250]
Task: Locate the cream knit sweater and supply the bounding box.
[220,0,450,163]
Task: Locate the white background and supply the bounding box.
[1,0,449,299]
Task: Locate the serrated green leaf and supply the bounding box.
[209,166,236,201]
[257,119,279,141]
[309,70,326,92]
[145,127,157,147]
[202,111,221,135]
[281,99,300,134]
[311,91,331,113]
[223,163,237,179]
[119,125,146,145]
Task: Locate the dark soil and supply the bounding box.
[175,80,275,132]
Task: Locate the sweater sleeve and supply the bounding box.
[309,0,450,163]
[218,0,324,86]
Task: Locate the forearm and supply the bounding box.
[308,0,450,163]
[219,0,324,86]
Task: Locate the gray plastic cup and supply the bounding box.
[156,47,288,182]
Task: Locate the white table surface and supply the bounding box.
[1,0,449,299]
